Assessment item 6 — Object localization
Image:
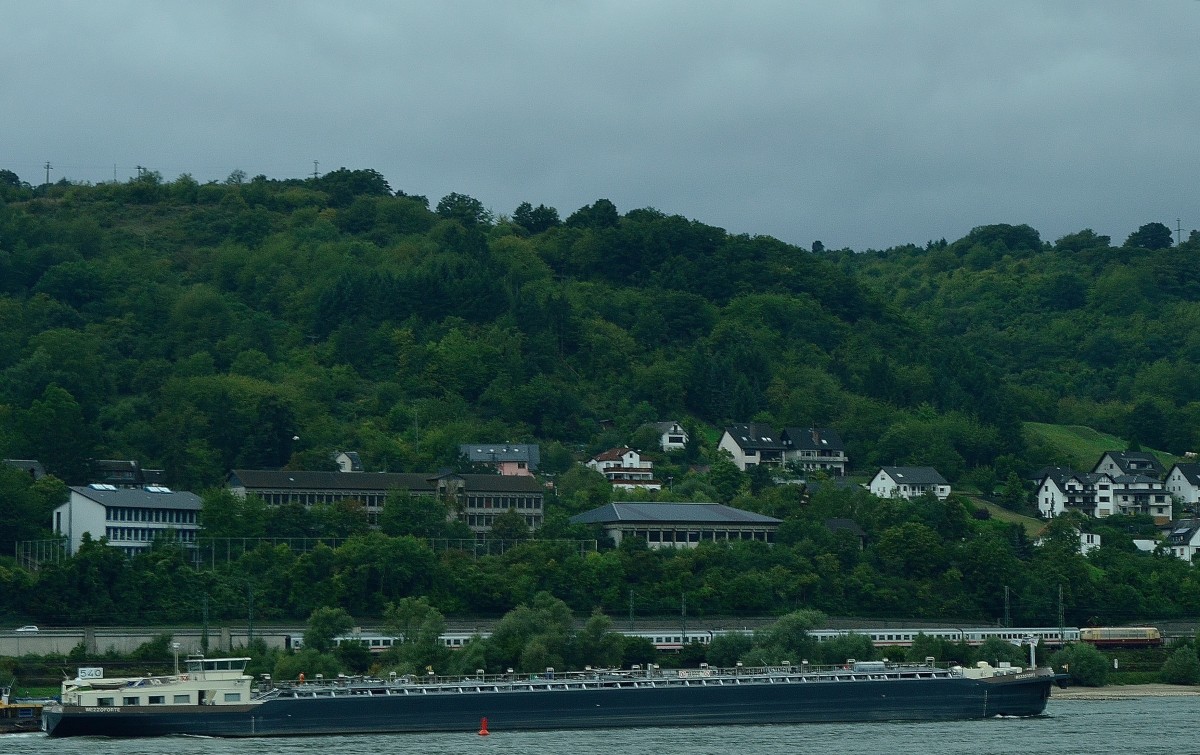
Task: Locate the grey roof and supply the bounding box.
[1167,519,1200,545]
[3,459,46,479]
[570,502,781,526]
[229,469,544,493]
[459,444,540,469]
[1112,474,1164,485]
[1095,451,1166,476]
[825,518,866,537]
[1169,463,1200,486]
[781,427,845,451]
[723,423,785,451]
[71,485,202,510]
[643,421,685,433]
[876,466,949,485]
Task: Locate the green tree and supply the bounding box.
[379,492,451,538]
[1125,222,1173,250]
[303,606,355,653]
[436,192,491,227]
[1160,646,1200,685]
[381,596,450,674]
[512,202,561,233]
[489,508,530,541]
[1051,643,1109,687]
[573,609,623,669]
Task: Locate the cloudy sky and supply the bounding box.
[4,1,1198,250]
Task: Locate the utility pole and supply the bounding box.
[43,161,52,186]
[628,589,635,631]
[202,594,210,653]
[1003,585,1010,628]
[312,160,319,180]
[247,583,254,648]
[1057,584,1064,639]
[1178,218,1184,247]
[680,593,687,642]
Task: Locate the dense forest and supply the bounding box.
[2,166,1200,630]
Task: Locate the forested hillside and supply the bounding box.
[2,167,1199,628]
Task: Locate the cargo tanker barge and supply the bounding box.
[43,655,1060,738]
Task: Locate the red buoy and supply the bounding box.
[479,717,489,736]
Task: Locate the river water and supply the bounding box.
[2,697,1192,755]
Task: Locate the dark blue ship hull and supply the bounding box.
[43,669,1057,738]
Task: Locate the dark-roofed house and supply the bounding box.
[228,469,544,534]
[585,447,662,491]
[641,421,689,452]
[1093,451,1166,479]
[781,427,848,477]
[459,444,540,476]
[333,451,364,472]
[825,518,867,549]
[869,466,951,501]
[3,459,46,480]
[53,484,202,556]
[1166,519,1200,561]
[89,459,165,488]
[570,502,781,549]
[1166,463,1200,509]
[1036,470,1116,519]
[1111,474,1171,524]
[718,424,785,471]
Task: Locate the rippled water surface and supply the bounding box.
[5,697,1194,755]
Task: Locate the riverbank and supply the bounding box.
[1052,683,1200,700]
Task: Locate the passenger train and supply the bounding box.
[313,625,1117,654]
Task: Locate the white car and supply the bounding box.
[15,625,38,632]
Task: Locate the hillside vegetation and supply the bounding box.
[2,167,1199,629]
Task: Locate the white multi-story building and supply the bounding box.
[53,484,202,557]
[1036,470,1115,519]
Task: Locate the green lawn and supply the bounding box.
[966,496,1045,538]
[1023,422,1178,471]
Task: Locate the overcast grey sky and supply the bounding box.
[4,1,1197,250]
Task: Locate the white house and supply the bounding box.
[1111,474,1172,524]
[641,421,689,452]
[718,424,785,471]
[869,466,951,501]
[1036,471,1115,519]
[53,484,203,557]
[1093,451,1166,479]
[1035,529,1102,556]
[1166,520,1200,562]
[1165,463,1200,508]
[586,447,662,491]
[780,427,848,477]
[332,450,364,472]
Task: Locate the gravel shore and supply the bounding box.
[1052,683,1200,700]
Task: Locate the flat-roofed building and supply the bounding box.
[228,469,544,534]
[570,501,780,549]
